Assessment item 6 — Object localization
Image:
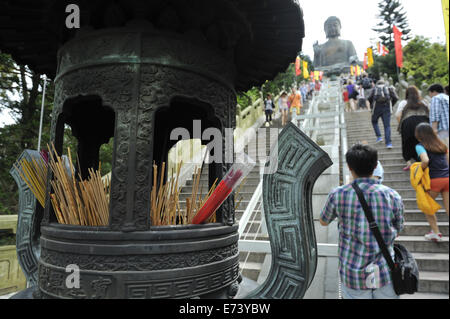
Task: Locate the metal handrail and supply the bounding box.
[238,84,341,260]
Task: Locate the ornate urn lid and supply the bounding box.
[0,0,304,91]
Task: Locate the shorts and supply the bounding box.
[430,177,449,193]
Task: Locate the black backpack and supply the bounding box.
[374,85,390,104]
[362,77,372,89]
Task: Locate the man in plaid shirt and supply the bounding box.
[320,144,404,299]
[428,84,449,147]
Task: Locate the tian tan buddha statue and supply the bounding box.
[313,16,359,75]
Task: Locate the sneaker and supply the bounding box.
[375,137,383,143]
[424,232,443,242]
[386,143,393,149]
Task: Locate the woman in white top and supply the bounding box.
[278,92,289,127]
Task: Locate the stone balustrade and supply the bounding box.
[0,215,27,296]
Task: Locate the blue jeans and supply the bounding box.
[372,105,391,145]
[341,283,399,299]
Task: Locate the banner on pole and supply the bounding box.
[393,25,403,68]
[443,0,449,60]
[303,60,309,79]
[363,53,368,70]
[295,56,302,76]
[367,47,374,68]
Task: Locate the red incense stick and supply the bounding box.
[191,170,243,224]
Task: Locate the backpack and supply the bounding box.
[362,77,372,89]
[374,85,390,104]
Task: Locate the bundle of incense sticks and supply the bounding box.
[16,154,48,208]
[47,144,110,226]
[151,161,182,226]
[191,154,255,225]
[150,161,220,226]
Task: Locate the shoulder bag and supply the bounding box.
[351,181,419,295]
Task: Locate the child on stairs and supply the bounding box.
[415,123,449,242]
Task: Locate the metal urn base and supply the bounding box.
[37,224,240,299]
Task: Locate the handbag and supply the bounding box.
[351,182,419,295]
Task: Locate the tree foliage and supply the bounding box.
[402,36,449,88]
[0,53,113,215]
[237,53,313,111]
[373,0,411,51]
[370,0,412,83]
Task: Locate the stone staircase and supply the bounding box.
[179,120,279,283]
[345,110,449,299]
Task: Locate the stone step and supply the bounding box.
[381,158,411,165]
[412,253,449,272]
[239,233,269,241]
[347,136,403,144]
[402,222,449,236]
[185,176,261,186]
[179,191,257,201]
[382,165,413,173]
[400,292,449,299]
[402,198,444,210]
[242,220,263,233]
[417,271,449,294]
[396,236,449,254]
[181,184,260,194]
[239,251,266,264]
[383,180,415,189]
[379,170,410,180]
[396,189,444,199]
[239,262,262,282]
[235,210,262,222]
[404,210,448,222]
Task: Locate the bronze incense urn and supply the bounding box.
[3,0,331,299]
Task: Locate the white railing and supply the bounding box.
[238,82,341,260]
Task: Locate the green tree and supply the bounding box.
[0,53,113,215]
[402,36,449,88]
[0,53,51,215]
[373,0,411,51]
[370,0,412,82]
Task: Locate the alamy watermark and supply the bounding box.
[65,4,80,29]
[170,121,279,174]
[65,264,80,289]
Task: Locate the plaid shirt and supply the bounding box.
[430,93,449,132]
[320,178,404,290]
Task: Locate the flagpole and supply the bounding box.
[37,75,47,151]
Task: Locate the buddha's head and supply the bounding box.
[324,16,341,39]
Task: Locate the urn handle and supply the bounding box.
[243,123,332,299]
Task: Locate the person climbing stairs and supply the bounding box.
[345,110,449,299]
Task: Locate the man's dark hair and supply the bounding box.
[428,84,444,94]
[346,144,378,177]
[445,85,449,95]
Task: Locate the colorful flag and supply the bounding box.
[382,45,390,56]
[377,42,381,55]
[363,53,368,70]
[303,60,309,79]
[443,0,449,60]
[314,71,320,81]
[367,47,374,68]
[295,56,302,76]
[310,71,314,82]
[393,25,403,68]
[319,71,324,81]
